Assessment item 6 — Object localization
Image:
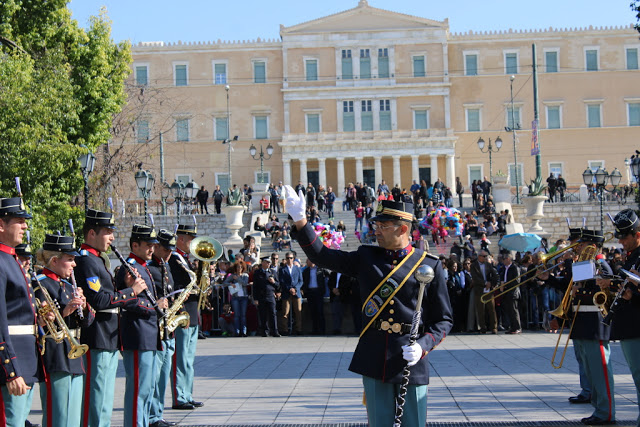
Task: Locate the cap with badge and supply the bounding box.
[85,209,116,229]
[0,197,32,219]
[15,243,32,258]
[131,224,159,243]
[260,256,271,263]
[42,234,80,256]
[157,229,177,250]
[176,224,197,237]
[579,228,604,245]
[370,200,415,223]
[612,209,640,238]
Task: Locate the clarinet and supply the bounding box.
[602,266,640,326]
[110,244,164,318]
[67,220,84,320]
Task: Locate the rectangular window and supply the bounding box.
[214,63,227,84]
[379,100,391,131]
[341,50,353,80]
[136,120,149,143]
[507,107,521,130]
[465,54,478,76]
[586,49,598,71]
[255,116,268,139]
[546,106,561,129]
[307,114,320,133]
[508,163,524,187]
[175,64,187,86]
[254,61,266,83]
[545,51,558,73]
[414,110,428,130]
[305,59,318,81]
[135,66,148,86]
[549,162,563,178]
[215,117,228,140]
[361,100,373,131]
[343,101,354,131]
[466,109,480,132]
[378,48,389,78]
[469,165,482,186]
[629,103,640,126]
[627,48,639,70]
[587,104,601,127]
[256,171,270,185]
[505,53,518,74]
[216,173,230,193]
[176,119,189,141]
[413,55,425,77]
[360,49,371,79]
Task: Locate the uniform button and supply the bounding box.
[4,359,9,364]
[131,293,134,297]
[32,304,35,308]
[388,318,393,322]
[28,284,31,288]
[389,300,395,305]
[114,296,118,300]
[0,346,4,351]
[392,260,398,265]
[9,372,15,377]
[387,330,392,334]
[389,309,394,314]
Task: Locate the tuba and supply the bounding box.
[189,237,224,311]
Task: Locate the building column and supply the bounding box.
[374,156,382,186]
[299,158,307,184]
[411,155,419,183]
[355,157,364,185]
[446,154,455,190]
[318,157,327,187]
[430,154,438,184]
[282,159,292,185]
[336,157,345,194]
[392,155,401,187]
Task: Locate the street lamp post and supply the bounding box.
[184,180,199,213]
[135,165,155,224]
[170,180,185,224]
[78,148,96,213]
[582,166,622,231]
[249,143,274,184]
[477,136,502,181]
[505,75,521,203]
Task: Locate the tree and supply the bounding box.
[633,1,640,34]
[0,2,131,247]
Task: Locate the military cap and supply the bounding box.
[0,197,32,219]
[85,209,116,228]
[157,229,177,250]
[567,228,582,242]
[370,200,415,223]
[42,234,79,256]
[260,256,271,263]
[579,228,604,244]
[131,224,159,243]
[15,243,32,257]
[612,209,640,238]
[176,224,197,237]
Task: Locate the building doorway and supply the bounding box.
[419,167,431,186]
[307,171,319,188]
[363,169,375,188]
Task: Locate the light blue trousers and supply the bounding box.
[40,371,83,427]
[621,338,640,427]
[362,375,428,427]
[123,350,157,427]
[171,325,198,405]
[0,383,33,426]
[574,339,615,422]
[82,349,119,427]
[150,338,175,424]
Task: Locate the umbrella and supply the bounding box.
[498,232,542,253]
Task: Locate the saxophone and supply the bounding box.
[159,254,195,335]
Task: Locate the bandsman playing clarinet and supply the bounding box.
[76,209,148,427]
[34,234,94,427]
[285,187,452,427]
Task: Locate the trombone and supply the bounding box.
[481,242,579,304]
[189,236,224,311]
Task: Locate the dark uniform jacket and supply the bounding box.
[147,256,175,340]
[115,253,161,351]
[76,244,138,350]
[168,250,198,327]
[292,223,453,385]
[253,269,280,302]
[0,244,39,384]
[610,246,640,340]
[35,270,94,375]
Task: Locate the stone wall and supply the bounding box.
[511,201,622,243]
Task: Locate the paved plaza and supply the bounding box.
[27,331,638,426]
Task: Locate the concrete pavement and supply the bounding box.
[27,331,638,426]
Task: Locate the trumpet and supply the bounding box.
[33,276,88,359]
[481,242,579,304]
[189,237,223,311]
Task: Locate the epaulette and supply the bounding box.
[425,253,439,261]
[80,249,89,256]
[36,274,46,281]
[127,257,137,265]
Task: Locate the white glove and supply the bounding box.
[283,185,306,222]
[402,342,423,367]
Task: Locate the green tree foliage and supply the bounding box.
[0,1,131,247]
[633,1,640,34]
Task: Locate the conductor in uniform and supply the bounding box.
[76,209,148,427]
[285,186,453,427]
[0,197,39,426]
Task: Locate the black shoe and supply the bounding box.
[150,421,175,427]
[569,395,591,404]
[162,421,177,427]
[25,422,40,427]
[581,415,615,425]
[190,400,204,407]
[172,402,195,410]
[197,333,206,340]
[271,333,281,337]
[261,332,268,337]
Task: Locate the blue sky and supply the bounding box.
[67,0,637,44]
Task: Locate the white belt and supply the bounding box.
[8,325,37,335]
[573,305,601,312]
[98,308,119,314]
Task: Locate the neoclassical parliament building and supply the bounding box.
[128,0,640,198]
